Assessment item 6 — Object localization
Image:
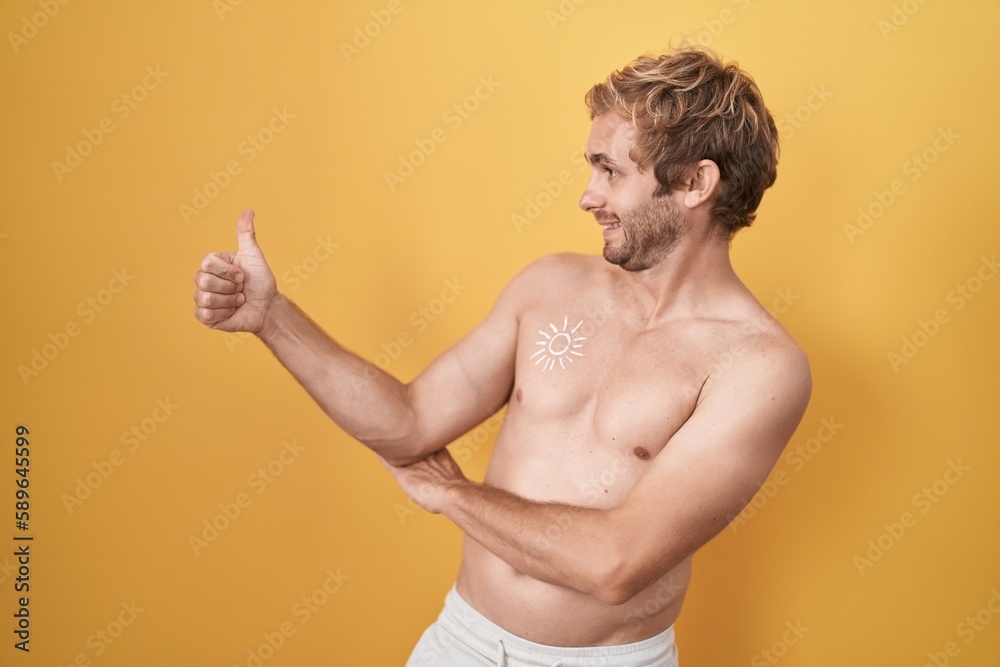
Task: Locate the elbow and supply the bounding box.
[372,383,435,466]
[361,433,427,467]
[594,575,641,607]
[595,587,633,608]
[379,449,424,467]
[592,550,683,607]
[358,394,427,466]
[362,423,442,467]
[589,549,643,607]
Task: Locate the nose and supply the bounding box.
[578,173,606,212]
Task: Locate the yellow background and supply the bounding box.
[2,0,999,665]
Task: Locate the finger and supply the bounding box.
[432,448,456,466]
[199,253,244,282]
[376,456,405,479]
[236,209,260,253]
[193,271,243,295]
[193,289,246,309]
[194,305,236,325]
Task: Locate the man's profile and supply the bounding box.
[192,45,811,666]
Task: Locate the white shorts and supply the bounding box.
[405,586,680,667]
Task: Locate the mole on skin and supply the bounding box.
[516,388,523,403]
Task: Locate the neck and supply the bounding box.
[616,228,743,323]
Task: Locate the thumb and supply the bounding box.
[235,209,261,253]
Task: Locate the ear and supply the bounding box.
[680,159,722,209]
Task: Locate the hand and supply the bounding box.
[377,448,468,515]
[192,209,278,334]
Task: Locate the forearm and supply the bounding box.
[257,294,418,461]
[442,481,624,602]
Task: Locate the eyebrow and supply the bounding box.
[586,152,624,170]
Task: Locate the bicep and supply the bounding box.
[613,347,812,591]
[403,260,542,459]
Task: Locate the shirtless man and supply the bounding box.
[193,46,811,666]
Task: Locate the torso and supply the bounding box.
[455,253,788,646]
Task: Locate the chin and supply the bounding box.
[603,248,643,271]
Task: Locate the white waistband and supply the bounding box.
[437,586,679,667]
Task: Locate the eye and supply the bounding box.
[605,167,619,179]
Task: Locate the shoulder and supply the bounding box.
[517,252,602,277]
[504,252,606,295]
[707,309,812,414]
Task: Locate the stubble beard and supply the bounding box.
[602,194,684,272]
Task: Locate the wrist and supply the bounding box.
[439,477,475,516]
[256,292,289,344]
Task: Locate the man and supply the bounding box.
[193,45,810,666]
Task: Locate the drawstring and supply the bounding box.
[495,639,563,667]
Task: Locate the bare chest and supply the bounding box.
[493,299,713,502]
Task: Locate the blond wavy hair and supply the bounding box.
[585,45,779,237]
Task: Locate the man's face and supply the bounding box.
[579,113,685,272]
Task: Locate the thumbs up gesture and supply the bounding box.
[192,209,278,334]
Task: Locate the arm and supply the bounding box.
[193,210,526,465]
[381,343,812,605]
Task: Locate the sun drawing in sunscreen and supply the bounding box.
[530,316,586,371]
